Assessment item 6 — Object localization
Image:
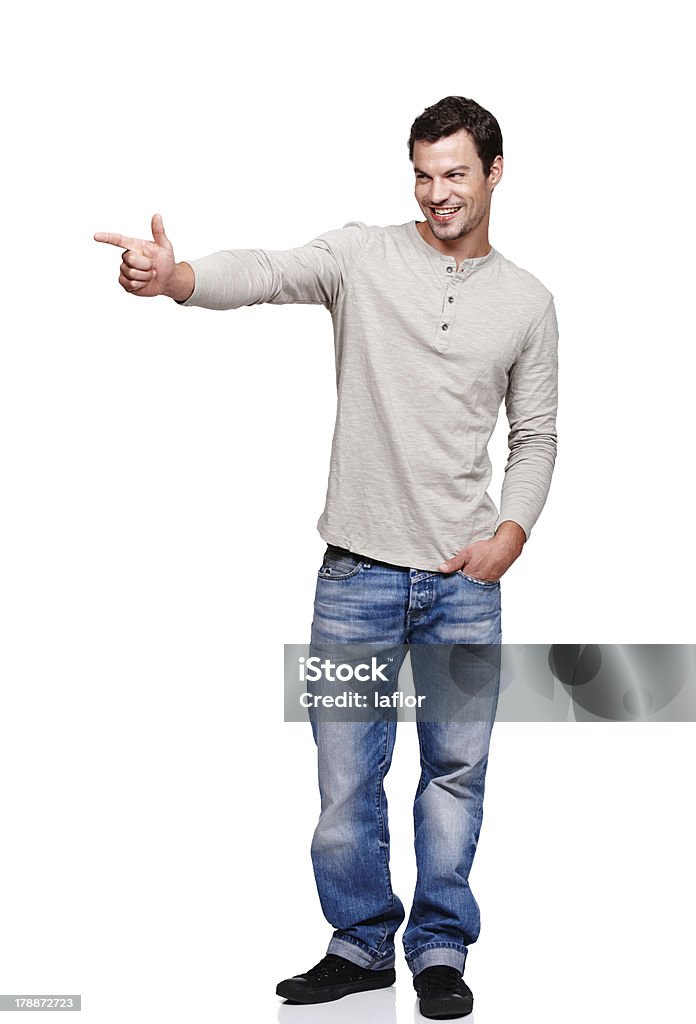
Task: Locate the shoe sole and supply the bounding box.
[276,968,396,1004]
[418,994,474,1020]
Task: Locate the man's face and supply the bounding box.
[413,130,501,242]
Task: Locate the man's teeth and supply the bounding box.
[432,207,459,215]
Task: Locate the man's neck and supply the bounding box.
[416,220,492,267]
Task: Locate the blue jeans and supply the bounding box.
[308,545,502,978]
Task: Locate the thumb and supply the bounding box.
[151,212,171,248]
[438,548,469,573]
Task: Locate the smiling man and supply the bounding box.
[94,95,558,1020]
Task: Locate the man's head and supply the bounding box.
[408,96,503,245]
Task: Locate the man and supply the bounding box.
[95,95,558,1020]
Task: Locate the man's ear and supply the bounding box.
[489,155,504,190]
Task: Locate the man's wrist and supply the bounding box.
[166,261,195,303]
[494,520,526,553]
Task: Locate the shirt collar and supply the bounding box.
[406,219,499,271]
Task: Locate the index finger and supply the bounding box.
[93,231,141,250]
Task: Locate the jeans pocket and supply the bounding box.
[318,545,365,580]
[457,570,500,588]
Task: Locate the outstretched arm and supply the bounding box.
[94,215,368,311]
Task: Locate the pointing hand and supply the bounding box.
[94,213,176,298]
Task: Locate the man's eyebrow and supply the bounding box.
[413,164,472,175]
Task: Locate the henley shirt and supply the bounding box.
[181,219,558,570]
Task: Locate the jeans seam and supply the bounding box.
[374,715,396,954]
[415,718,428,797]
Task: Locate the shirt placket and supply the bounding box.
[433,258,469,353]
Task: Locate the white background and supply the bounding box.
[1,1,694,1021]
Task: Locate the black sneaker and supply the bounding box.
[276,953,396,1004]
[413,965,473,1019]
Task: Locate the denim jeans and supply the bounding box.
[308,545,502,978]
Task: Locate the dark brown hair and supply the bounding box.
[408,96,503,177]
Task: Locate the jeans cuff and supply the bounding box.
[406,944,467,977]
[327,936,396,970]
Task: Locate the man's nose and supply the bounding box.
[428,178,451,204]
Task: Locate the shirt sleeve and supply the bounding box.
[177,221,368,312]
[496,296,559,540]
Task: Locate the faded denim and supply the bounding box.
[308,545,501,977]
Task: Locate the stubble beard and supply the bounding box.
[426,198,489,241]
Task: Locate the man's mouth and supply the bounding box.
[429,206,461,222]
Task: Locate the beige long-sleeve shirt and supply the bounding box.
[181,219,558,570]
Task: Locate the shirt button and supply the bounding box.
[448,296,454,303]
[441,323,449,331]
[446,266,453,273]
